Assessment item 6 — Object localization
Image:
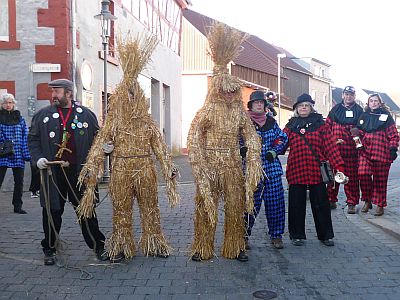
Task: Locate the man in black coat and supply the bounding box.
[28,79,108,265]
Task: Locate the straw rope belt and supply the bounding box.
[114,154,151,159]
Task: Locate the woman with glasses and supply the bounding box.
[0,93,31,214]
[356,93,399,216]
[284,94,345,247]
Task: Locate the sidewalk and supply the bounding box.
[1,155,400,299]
[343,177,400,241]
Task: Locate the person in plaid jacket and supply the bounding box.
[242,91,288,250]
[284,93,345,247]
[325,86,363,213]
[0,93,31,214]
[356,93,399,216]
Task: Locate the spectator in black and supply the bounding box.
[28,79,108,265]
[29,161,40,198]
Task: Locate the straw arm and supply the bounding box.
[149,121,180,207]
[241,113,263,213]
[187,109,216,223]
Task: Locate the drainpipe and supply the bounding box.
[71,0,77,96]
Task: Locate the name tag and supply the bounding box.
[345,111,353,118]
[379,114,388,121]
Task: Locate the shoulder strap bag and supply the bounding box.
[299,133,334,184]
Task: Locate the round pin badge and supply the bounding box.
[76,107,83,113]
[79,130,85,135]
[83,122,88,128]
[71,123,76,130]
[49,131,55,138]
[52,113,59,119]
[300,128,306,135]
[359,120,364,124]
[43,117,49,123]
[77,122,83,129]
[73,118,79,124]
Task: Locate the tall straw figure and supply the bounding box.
[77,34,180,261]
[188,23,262,262]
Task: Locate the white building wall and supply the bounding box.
[74,1,183,151]
[181,74,209,149]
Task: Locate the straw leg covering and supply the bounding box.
[137,165,171,257]
[221,167,246,259]
[107,169,136,259]
[191,189,218,260]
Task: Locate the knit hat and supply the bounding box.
[265,91,277,101]
[293,93,315,109]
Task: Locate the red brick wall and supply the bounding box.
[36,0,72,100]
[0,81,15,96]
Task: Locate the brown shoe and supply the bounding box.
[361,201,372,213]
[374,206,384,216]
[347,205,356,214]
[330,202,337,209]
[271,238,284,249]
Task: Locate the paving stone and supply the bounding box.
[1,155,400,298]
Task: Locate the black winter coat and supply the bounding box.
[28,102,99,210]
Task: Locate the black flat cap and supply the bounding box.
[48,79,73,91]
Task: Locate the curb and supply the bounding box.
[361,214,400,241]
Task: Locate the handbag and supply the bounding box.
[319,160,334,184]
[0,140,14,157]
[0,129,14,158]
[299,134,334,184]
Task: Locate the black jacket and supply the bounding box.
[28,102,99,209]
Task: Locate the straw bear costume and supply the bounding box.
[77,35,179,260]
[187,23,262,260]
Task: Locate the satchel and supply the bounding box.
[320,161,334,184]
[0,140,14,157]
[299,133,334,184]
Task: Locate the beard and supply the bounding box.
[53,95,69,107]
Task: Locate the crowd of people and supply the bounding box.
[1,77,399,265]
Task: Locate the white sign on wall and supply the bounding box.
[82,90,94,110]
[30,63,61,73]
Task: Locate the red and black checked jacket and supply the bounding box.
[357,110,399,163]
[326,103,363,158]
[284,116,345,185]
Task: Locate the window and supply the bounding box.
[121,0,132,12]
[0,0,19,49]
[0,0,9,41]
[109,1,116,58]
[312,90,317,101]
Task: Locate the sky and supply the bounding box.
[189,0,400,95]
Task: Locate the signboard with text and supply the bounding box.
[30,63,61,73]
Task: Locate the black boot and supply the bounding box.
[236,250,248,262]
[14,206,27,214]
[43,250,56,266]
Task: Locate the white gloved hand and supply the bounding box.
[102,142,114,154]
[59,160,70,168]
[37,158,49,169]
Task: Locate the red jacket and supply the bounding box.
[357,109,399,163]
[284,114,344,185]
[326,102,363,158]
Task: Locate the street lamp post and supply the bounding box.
[94,0,117,182]
[277,53,286,127]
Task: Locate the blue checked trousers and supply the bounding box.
[244,176,285,239]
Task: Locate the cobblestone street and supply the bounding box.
[1,155,400,299]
